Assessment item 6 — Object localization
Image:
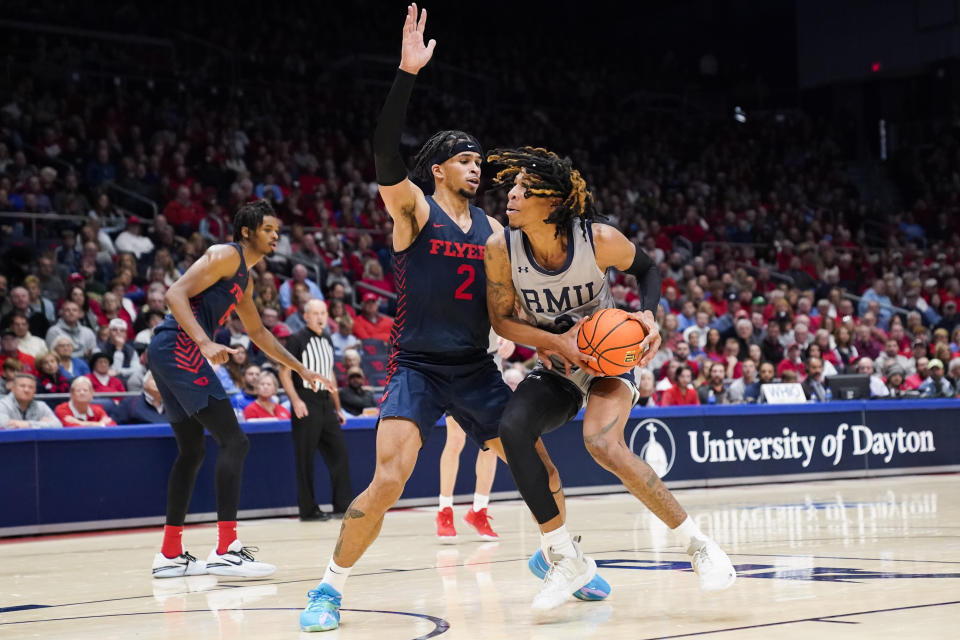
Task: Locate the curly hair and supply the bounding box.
[233,199,276,243]
[486,146,600,238]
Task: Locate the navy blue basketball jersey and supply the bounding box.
[156,243,250,339]
[390,196,494,363]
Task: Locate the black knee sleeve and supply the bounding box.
[500,372,580,524]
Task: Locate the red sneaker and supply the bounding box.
[436,507,457,542]
[463,508,499,540]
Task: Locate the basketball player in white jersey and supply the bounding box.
[484,147,736,610]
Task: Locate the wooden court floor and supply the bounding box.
[1,474,958,639]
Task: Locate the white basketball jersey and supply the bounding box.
[507,222,614,370]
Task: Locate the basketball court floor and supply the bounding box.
[1,474,957,639]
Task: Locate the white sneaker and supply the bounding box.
[205,540,276,577]
[531,539,597,611]
[152,551,207,578]
[688,538,736,591]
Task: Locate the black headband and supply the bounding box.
[431,138,483,168]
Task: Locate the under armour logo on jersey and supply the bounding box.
[518,266,530,273]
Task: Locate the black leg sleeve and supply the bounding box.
[499,373,581,524]
[196,398,250,522]
[165,415,207,526]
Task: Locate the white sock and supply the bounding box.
[321,558,351,594]
[541,524,576,559]
[438,495,454,511]
[472,493,489,511]
[673,516,706,552]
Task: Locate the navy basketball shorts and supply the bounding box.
[378,355,511,448]
[148,329,229,423]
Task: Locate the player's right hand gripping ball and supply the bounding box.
[577,308,648,376]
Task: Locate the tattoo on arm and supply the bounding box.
[487,277,516,319]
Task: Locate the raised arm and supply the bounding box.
[484,232,597,374]
[374,3,434,251]
[593,223,663,366]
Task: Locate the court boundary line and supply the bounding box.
[635,599,960,639]
[0,607,450,639]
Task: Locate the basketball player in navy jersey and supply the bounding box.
[299,6,606,632]
[149,200,328,579]
[484,147,737,610]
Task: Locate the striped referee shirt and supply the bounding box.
[286,326,336,394]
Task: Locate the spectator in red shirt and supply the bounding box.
[0,329,36,374]
[55,376,117,427]
[86,352,126,400]
[904,356,929,390]
[706,282,727,318]
[243,372,292,421]
[358,259,395,298]
[777,343,807,380]
[161,185,205,233]
[660,365,700,406]
[353,292,393,342]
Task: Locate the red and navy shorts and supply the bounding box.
[147,328,228,423]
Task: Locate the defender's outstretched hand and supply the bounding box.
[399,3,436,74]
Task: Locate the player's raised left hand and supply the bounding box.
[399,3,436,75]
[629,310,662,368]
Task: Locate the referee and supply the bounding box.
[279,299,354,521]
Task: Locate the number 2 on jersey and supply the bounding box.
[454,264,475,300]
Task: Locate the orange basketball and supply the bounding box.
[577,308,648,375]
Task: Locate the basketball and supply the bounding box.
[577,308,648,375]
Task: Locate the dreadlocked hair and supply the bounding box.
[486,146,600,238]
[411,130,483,186]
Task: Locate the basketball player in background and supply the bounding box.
[435,333,514,542]
[149,200,327,579]
[484,147,737,610]
[436,418,499,540]
[299,6,606,632]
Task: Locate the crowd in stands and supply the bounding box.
[1,7,959,429]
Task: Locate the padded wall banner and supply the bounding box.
[1,401,958,534]
[624,404,959,483]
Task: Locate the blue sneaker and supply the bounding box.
[528,549,611,600]
[300,583,341,632]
